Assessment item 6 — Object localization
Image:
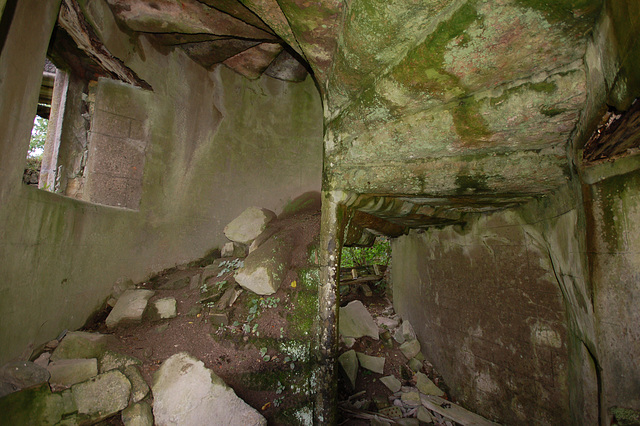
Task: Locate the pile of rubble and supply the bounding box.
[0,330,265,425]
[338,301,497,426]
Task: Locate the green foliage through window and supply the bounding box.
[29,116,48,158]
[341,237,390,268]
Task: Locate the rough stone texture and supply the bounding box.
[0,383,63,425]
[47,358,98,387]
[588,168,640,415]
[105,290,155,329]
[392,205,572,424]
[51,332,110,362]
[356,352,385,374]
[224,207,276,244]
[0,0,322,367]
[399,339,421,360]
[0,361,50,389]
[221,242,247,258]
[408,358,423,373]
[234,226,291,295]
[338,350,358,390]
[123,365,150,403]
[99,350,142,373]
[71,370,131,423]
[150,297,177,320]
[152,352,266,426]
[416,372,444,397]
[380,375,401,393]
[339,300,379,340]
[122,401,154,426]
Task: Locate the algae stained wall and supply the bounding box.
[587,169,640,416]
[390,191,595,424]
[0,0,322,364]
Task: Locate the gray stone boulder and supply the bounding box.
[152,352,266,426]
[72,369,131,423]
[106,289,155,329]
[356,352,385,374]
[0,360,50,390]
[234,231,290,295]
[339,300,379,340]
[149,297,178,320]
[399,339,421,360]
[380,375,401,392]
[99,350,142,373]
[338,350,358,390]
[122,401,154,426]
[51,331,111,361]
[47,358,98,387]
[124,365,150,403]
[224,207,276,244]
[416,372,444,397]
[0,383,64,425]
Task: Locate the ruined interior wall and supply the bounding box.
[391,192,589,424]
[0,0,322,364]
[586,170,640,417]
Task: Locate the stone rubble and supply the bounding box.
[339,300,379,340]
[152,352,267,426]
[338,303,497,425]
[105,289,155,329]
[224,206,276,245]
[0,260,265,426]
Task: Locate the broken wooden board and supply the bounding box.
[420,394,498,426]
[339,275,383,286]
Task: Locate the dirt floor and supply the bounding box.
[78,210,452,425]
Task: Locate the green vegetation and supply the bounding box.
[340,237,391,268]
[28,116,48,158]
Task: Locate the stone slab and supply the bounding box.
[339,300,379,340]
[356,352,385,374]
[71,370,131,423]
[106,290,155,329]
[152,352,266,425]
[224,207,276,244]
[48,358,98,387]
[338,350,358,390]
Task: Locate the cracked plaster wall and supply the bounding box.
[0,0,322,364]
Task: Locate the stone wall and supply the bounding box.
[587,169,640,416]
[391,206,573,424]
[0,0,322,365]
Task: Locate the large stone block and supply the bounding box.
[71,370,131,423]
[224,207,276,244]
[152,352,266,426]
[234,231,290,295]
[48,358,98,387]
[339,300,379,340]
[0,383,63,425]
[51,332,111,362]
[106,289,155,329]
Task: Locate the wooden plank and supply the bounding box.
[340,275,382,286]
[420,395,498,426]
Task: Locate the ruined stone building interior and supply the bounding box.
[0,0,639,424]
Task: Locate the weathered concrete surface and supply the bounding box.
[392,203,572,424]
[0,0,322,365]
[152,352,266,425]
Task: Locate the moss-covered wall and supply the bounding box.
[392,196,581,423]
[0,0,322,364]
[587,169,640,417]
